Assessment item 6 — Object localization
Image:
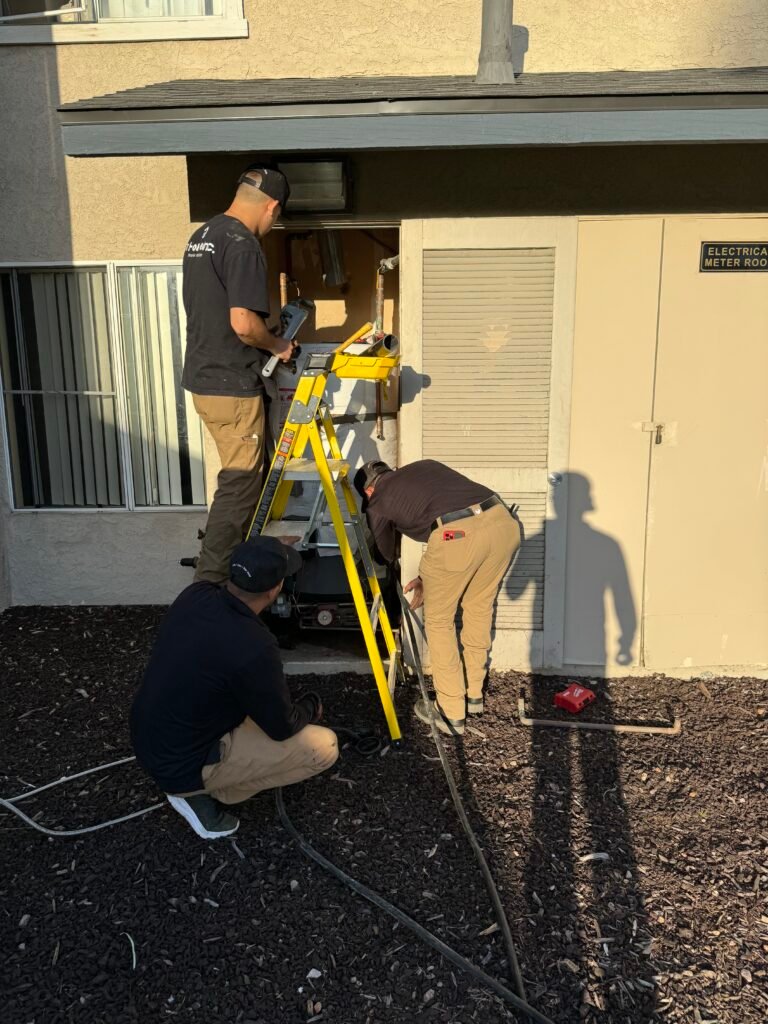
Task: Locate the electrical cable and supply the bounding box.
[1,630,555,1019]
[276,788,555,1024]
[0,729,381,837]
[274,591,556,1024]
[396,586,529,1004]
[331,725,383,757]
[0,756,164,836]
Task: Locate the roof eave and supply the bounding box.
[60,96,768,157]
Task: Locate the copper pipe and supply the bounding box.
[517,690,681,736]
[374,267,386,439]
[279,271,288,310]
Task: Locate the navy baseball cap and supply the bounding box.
[237,165,290,209]
[229,535,302,593]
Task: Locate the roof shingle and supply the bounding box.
[60,66,768,112]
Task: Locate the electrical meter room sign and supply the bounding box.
[700,242,768,271]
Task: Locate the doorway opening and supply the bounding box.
[260,225,401,672]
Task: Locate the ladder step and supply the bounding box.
[369,593,382,630]
[387,653,398,696]
[263,521,312,540]
[283,458,349,480]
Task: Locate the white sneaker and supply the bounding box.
[167,794,240,840]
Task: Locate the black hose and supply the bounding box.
[331,725,383,758]
[275,788,556,1024]
[396,586,529,1006]
[275,608,557,1023]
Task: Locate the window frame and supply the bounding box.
[0,0,246,44]
[0,259,207,514]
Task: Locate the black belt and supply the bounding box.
[430,494,505,532]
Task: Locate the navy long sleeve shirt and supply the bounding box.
[130,582,310,794]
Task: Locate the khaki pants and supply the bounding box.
[201,717,339,805]
[193,394,266,584]
[420,503,521,721]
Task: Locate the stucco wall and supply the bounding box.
[51,0,768,92]
[2,1,768,263]
[5,511,206,605]
[1,0,768,612]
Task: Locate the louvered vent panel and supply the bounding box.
[495,492,547,630]
[422,248,555,468]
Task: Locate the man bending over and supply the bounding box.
[355,459,520,738]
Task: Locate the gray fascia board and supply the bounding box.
[61,107,768,157]
[58,92,768,124]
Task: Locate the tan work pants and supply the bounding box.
[420,503,521,721]
[193,394,266,584]
[201,717,339,805]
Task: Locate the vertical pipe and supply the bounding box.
[374,266,385,440]
[279,272,288,310]
[476,0,516,84]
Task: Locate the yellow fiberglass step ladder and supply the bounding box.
[246,323,403,744]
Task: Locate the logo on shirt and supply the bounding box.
[186,240,215,255]
[202,226,210,239]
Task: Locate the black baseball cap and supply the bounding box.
[229,535,302,593]
[237,165,290,209]
[353,460,393,499]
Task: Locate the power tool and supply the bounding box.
[262,297,315,378]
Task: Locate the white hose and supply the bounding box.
[0,755,163,837]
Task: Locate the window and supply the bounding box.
[0,0,245,42]
[0,264,206,510]
[0,0,222,23]
[117,266,206,508]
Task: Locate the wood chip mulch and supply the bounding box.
[1,605,766,1024]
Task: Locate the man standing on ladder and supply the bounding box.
[182,165,295,584]
[355,460,520,737]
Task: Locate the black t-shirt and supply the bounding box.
[181,214,271,397]
[365,460,495,563]
[129,582,312,794]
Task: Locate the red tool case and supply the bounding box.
[553,683,596,714]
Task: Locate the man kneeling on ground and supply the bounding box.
[130,536,339,840]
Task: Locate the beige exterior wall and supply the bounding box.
[400,212,768,679]
[2,1,768,663]
[2,1,768,264]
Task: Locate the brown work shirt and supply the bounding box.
[364,459,494,563]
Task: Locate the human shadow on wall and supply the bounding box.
[498,472,655,1021]
[506,472,636,667]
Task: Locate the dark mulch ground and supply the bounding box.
[1,606,766,1024]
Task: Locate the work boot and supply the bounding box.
[167,793,240,840]
[414,698,465,737]
[467,673,488,715]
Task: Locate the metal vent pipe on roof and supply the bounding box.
[476,0,516,84]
